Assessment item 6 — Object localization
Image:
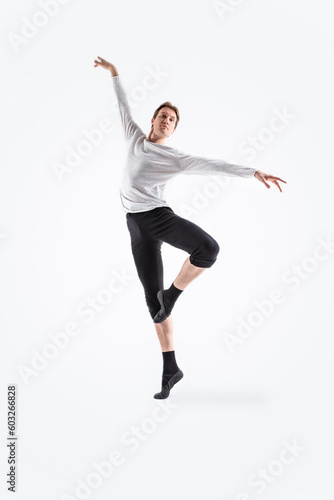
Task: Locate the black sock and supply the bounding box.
[153,283,184,324]
[163,283,183,311]
[162,350,179,385]
[154,351,184,399]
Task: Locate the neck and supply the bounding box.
[147,128,166,145]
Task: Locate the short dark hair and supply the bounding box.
[152,102,180,129]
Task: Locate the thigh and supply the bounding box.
[134,207,217,256]
[126,214,163,316]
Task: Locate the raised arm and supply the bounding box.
[94,56,144,141]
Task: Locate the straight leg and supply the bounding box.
[154,315,174,351]
[126,207,218,397]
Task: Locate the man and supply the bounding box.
[94,56,287,399]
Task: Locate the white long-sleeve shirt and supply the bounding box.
[112,75,257,213]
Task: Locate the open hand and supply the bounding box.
[94,56,118,77]
[254,170,287,192]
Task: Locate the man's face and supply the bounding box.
[151,107,177,139]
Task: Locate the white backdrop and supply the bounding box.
[1,0,334,499]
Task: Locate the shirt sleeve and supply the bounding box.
[177,150,257,178]
[112,75,144,141]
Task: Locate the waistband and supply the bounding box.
[126,206,173,218]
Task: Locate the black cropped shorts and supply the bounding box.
[126,206,220,320]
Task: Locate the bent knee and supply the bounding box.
[203,237,220,261]
[190,237,220,268]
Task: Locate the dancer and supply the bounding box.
[94,56,287,399]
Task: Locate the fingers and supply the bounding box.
[93,56,105,67]
[260,173,287,192]
[268,176,287,184]
[272,180,282,192]
[261,177,271,189]
[267,178,284,192]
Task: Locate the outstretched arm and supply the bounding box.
[178,150,258,179]
[177,150,287,192]
[93,56,144,141]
